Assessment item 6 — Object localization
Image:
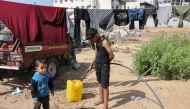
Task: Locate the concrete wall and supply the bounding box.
[126,2,142,8]
[53,0,90,8]
[53,0,113,9]
[127,0,157,7]
[125,0,157,8]
[92,0,112,9]
[112,0,120,8]
[53,0,113,19]
[138,0,156,5]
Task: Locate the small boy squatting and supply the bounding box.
[31,59,54,109]
[86,28,114,109]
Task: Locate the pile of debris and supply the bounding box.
[80,29,142,48]
[109,29,141,41]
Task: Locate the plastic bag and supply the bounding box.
[72,61,80,70]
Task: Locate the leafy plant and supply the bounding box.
[133,32,190,79]
[123,47,131,54]
[112,47,119,52]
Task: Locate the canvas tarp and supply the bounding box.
[0,0,67,44]
[173,5,190,28]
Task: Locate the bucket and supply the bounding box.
[66,79,83,102]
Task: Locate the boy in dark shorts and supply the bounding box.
[86,28,114,109]
[31,59,54,109]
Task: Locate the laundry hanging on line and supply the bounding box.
[156,6,172,25]
[173,5,190,28]
[88,9,115,33]
[74,9,90,47]
[128,8,145,30]
[66,12,74,33]
[143,8,158,27]
[0,0,189,47]
[113,9,129,26]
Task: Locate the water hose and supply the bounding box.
[80,69,94,81]
[111,62,165,109]
[81,63,165,109]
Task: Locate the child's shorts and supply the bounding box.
[95,63,110,88]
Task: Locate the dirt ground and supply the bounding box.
[1,27,190,109]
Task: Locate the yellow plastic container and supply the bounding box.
[66,80,83,102]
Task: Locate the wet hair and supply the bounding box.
[35,58,47,67]
[86,28,98,40]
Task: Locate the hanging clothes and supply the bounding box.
[144,6,156,8]
[35,5,67,43]
[66,11,75,42]
[128,8,144,30]
[66,12,74,33]
[113,9,129,26]
[74,9,90,47]
[143,8,158,27]
[0,1,67,44]
[88,9,115,33]
[173,5,190,28]
[158,3,171,7]
[156,6,172,25]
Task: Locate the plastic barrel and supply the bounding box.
[66,80,83,102]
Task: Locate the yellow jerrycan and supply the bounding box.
[66,80,83,102]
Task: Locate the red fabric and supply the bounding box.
[0,1,67,44]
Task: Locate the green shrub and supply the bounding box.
[133,32,190,79]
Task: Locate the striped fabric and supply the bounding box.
[88,9,115,33]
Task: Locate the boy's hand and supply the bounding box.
[51,92,54,97]
[33,100,38,104]
[86,66,92,73]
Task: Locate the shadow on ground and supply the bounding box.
[0,62,91,96]
[76,107,96,109]
[83,78,162,89]
[109,90,146,108]
[109,89,161,109]
[0,70,35,96]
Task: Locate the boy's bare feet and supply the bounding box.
[94,100,104,106]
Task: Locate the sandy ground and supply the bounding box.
[1,27,190,109]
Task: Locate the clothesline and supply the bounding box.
[69,5,190,47]
[32,2,180,11]
[0,0,188,48]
